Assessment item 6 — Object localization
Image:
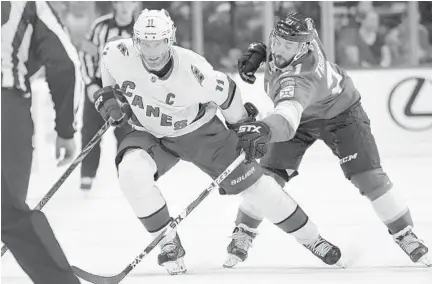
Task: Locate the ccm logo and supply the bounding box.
[339,153,358,165]
[238,125,261,133]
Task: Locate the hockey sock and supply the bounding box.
[241,174,319,243]
[275,205,309,234]
[351,169,414,235]
[138,204,171,234]
[235,208,263,229]
[370,189,413,235]
[289,218,320,245]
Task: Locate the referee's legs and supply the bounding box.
[1,88,80,284]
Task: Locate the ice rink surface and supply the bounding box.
[1,126,431,284]
[2,80,432,283]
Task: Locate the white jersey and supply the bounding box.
[101,38,239,138]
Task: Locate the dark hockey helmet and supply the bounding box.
[273,12,315,43]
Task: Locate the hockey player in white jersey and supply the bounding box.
[94,9,345,275]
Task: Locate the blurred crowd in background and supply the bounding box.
[52,1,432,72]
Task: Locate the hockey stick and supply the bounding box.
[1,119,112,257]
[71,151,247,284]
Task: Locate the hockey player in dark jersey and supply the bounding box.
[223,12,430,268]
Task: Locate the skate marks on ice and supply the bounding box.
[2,265,431,284]
[107,265,432,284]
[130,264,431,276]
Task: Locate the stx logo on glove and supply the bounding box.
[238,125,262,133]
[94,95,104,111]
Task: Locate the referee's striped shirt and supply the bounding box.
[1,1,82,139]
[80,13,134,87]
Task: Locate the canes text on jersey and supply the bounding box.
[120,80,188,130]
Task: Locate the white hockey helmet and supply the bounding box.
[133,9,176,70]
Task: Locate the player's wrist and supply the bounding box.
[226,102,259,131]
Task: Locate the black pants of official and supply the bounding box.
[1,88,79,284]
[81,90,130,179]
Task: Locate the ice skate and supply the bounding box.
[80,177,94,191]
[157,233,187,275]
[393,227,430,267]
[223,224,258,268]
[303,235,344,267]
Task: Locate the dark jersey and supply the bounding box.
[1,1,82,139]
[264,35,360,123]
[80,13,134,87]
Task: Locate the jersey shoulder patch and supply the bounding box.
[191,64,205,86]
[174,46,214,87]
[273,66,316,104]
[116,41,129,56]
[278,76,297,99]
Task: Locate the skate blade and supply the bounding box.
[162,258,187,275]
[223,254,242,268]
[334,258,348,269]
[334,244,361,269]
[418,254,432,267]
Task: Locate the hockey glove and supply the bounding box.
[93,86,132,127]
[226,102,259,132]
[237,121,271,162]
[238,42,267,84]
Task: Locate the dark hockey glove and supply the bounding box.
[237,121,271,162]
[226,102,259,132]
[238,42,267,84]
[93,86,132,127]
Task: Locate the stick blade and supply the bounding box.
[72,266,125,284]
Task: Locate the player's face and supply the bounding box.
[271,35,300,68]
[135,38,171,69]
[113,2,136,22]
